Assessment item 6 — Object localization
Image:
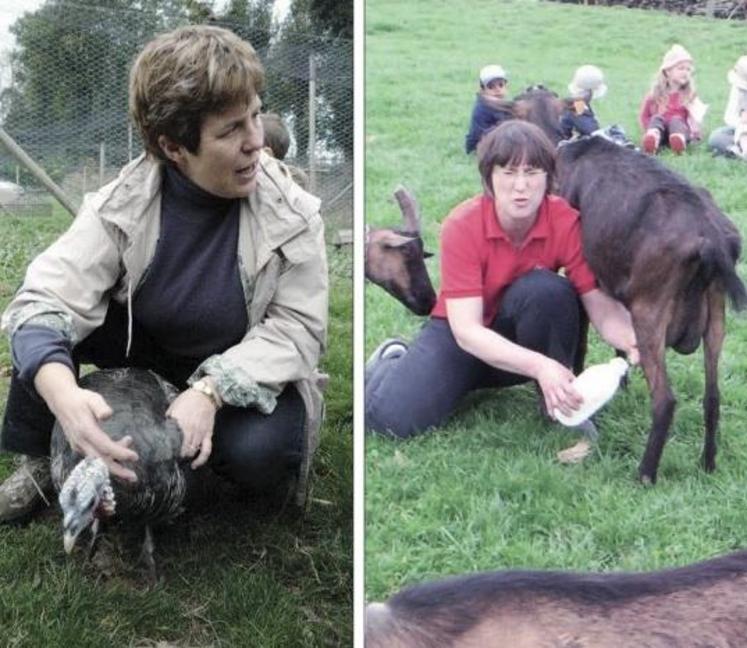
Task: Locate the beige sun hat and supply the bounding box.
[660,44,693,72]
[568,65,607,99]
[728,56,747,92]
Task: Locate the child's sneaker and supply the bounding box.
[727,143,747,161]
[642,130,659,154]
[669,133,686,154]
[365,338,408,382]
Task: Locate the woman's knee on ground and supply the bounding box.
[366,393,426,439]
[365,385,450,440]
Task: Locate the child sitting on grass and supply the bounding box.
[708,55,747,161]
[464,64,514,154]
[560,65,606,140]
[639,44,708,155]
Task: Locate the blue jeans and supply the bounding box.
[365,270,584,438]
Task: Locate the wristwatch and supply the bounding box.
[191,378,222,410]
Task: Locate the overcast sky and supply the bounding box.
[0,0,44,51]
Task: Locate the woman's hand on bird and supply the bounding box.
[34,363,138,482]
[536,358,583,419]
[53,386,139,483]
[167,389,217,469]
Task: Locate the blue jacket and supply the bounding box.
[465,94,513,153]
[560,102,600,139]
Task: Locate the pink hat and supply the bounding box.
[660,44,693,72]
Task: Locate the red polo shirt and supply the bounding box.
[431,193,597,325]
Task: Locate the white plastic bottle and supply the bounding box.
[554,357,629,427]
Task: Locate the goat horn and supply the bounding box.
[393,185,420,232]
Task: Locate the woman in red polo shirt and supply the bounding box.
[366,120,638,439]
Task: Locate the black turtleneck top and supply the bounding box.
[12,164,249,385]
[132,164,247,359]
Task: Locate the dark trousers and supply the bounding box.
[365,270,583,438]
[1,303,305,494]
[647,114,689,144]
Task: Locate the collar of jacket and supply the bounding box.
[88,151,321,271]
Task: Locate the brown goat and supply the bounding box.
[557,136,747,483]
[366,551,747,647]
[513,85,567,144]
[365,187,437,316]
[512,85,566,145]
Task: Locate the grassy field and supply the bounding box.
[365,0,747,601]
[0,208,352,646]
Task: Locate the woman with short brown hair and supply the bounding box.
[366,121,637,440]
[0,25,327,521]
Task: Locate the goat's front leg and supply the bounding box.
[702,288,726,472]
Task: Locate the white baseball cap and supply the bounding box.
[479,64,508,86]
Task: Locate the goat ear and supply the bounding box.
[381,231,417,248]
[512,99,530,120]
[423,251,434,259]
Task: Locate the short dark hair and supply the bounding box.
[129,25,265,161]
[476,121,556,196]
[260,112,291,160]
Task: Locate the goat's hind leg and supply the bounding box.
[702,288,726,473]
[631,305,676,485]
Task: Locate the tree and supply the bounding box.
[1,0,189,181]
[270,0,352,160]
[308,0,353,39]
[211,0,274,64]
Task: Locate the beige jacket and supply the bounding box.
[1,152,329,505]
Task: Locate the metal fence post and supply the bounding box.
[308,53,317,195]
[99,142,105,187]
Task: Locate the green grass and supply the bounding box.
[0,208,352,646]
[365,0,747,601]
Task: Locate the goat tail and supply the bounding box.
[723,267,747,312]
[703,241,747,312]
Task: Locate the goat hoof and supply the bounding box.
[702,457,717,473]
[639,473,656,487]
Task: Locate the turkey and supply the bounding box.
[50,367,195,579]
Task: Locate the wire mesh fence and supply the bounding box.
[0,1,352,235]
